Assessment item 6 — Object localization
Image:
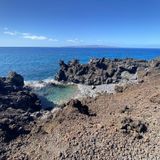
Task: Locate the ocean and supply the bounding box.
[0,47,160,106]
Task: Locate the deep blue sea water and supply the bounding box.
[0,47,160,105]
[0,47,160,81]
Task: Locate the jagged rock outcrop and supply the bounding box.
[55,58,151,85]
[0,72,41,112]
[0,72,42,147]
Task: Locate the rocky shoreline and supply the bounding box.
[55,58,160,85]
[0,58,160,159]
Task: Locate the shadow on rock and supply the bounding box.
[67,99,96,116]
[38,95,55,110]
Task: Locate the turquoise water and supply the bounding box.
[33,84,78,107]
[0,47,160,105]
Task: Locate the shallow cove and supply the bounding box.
[31,83,79,108]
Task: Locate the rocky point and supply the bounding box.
[55,58,157,85]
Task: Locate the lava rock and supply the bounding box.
[6,72,24,87]
[55,58,152,85]
[0,72,41,112]
[0,72,42,145]
[121,117,148,138]
[115,85,124,93]
[67,99,89,115]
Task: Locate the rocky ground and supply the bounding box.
[0,72,42,159]
[0,58,160,160]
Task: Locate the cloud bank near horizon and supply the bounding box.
[3,28,58,42]
[2,28,86,44]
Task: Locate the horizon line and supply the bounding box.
[0,46,160,49]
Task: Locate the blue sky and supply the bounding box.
[0,0,160,47]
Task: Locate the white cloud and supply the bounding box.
[67,39,77,43]
[67,38,83,43]
[23,35,48,40]
[3,28,58,42]
[48,38,59,42]
[4,31,17,36]
[21,32,30,36]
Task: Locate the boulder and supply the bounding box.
[0,72,41,112]
[6,72,24,87]
[115,85,124,93]
[67,99,89,115]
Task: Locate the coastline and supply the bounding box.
[0,57,160,159]
[24,71,138,106]
[24,58,144,106]
[1,65,160,159]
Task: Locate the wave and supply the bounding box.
[24,78,62,89]
[24,77,76,89]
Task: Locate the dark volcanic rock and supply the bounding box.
[0,72,24,94]
[115,85,124,93]
[67,99,89,115]
[0,72,41,112]
[55,58,151,85]
[121,117,148,139]
[7,72,24,87]
[0,109,33,142]
[0,72,42,153]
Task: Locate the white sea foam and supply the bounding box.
[25,80,46,88]
[24,77,77,89]
[24,78,63,89]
